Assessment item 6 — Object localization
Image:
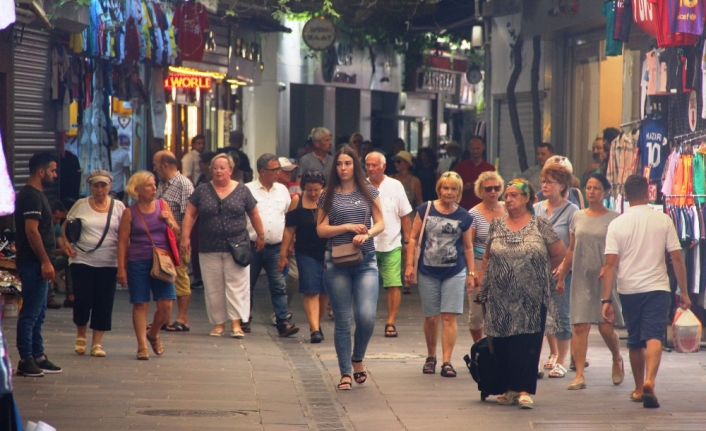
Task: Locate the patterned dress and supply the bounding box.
[478,216,561,337]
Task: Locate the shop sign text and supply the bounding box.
[302,16,337,51]
[417,69,457,93]
[164,75,213,90]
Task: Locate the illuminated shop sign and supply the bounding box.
[164,75,213,90]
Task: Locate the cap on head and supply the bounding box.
[278,157,298,172]
[86,169,113,185]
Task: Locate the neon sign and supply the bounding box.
[164,75,213,90]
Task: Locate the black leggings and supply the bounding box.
[70,264,117,331]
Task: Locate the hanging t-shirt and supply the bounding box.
[173,1,209,62]
[667,0,705,35]
[638,116,669,182]
[604,1,623,56]
[653,0,698,47]
[613,0,633,41]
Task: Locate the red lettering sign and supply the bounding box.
[163,75,213,90]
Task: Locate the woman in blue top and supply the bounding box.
[405,172,475,378]
[317,147,384,391]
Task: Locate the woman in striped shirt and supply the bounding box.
[317,146,384,391]
[468,171,506,343]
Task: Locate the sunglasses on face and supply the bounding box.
[484,186,501,193]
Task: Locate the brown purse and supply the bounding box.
[134,205,177,283]
[331,197,369,267]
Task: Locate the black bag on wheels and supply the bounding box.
[463,337,505,401]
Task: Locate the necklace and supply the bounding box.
[91,197,109,211]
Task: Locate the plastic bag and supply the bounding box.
[672,308,703,353]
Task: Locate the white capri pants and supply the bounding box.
[200,252,250,324]
[468,258,484,331]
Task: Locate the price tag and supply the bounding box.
[648,184,657,203]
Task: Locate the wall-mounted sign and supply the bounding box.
[164,75,213,90]
[302,16,336,51]
[416,68,457,93]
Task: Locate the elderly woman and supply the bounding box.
[278,169,328,343]
[535,163,579,379]
[536,156,584,209]
[317,147,384,391]
[117,171,180,360]
[180,154,265,338]
[467,171,506,343]
[405,172,474,378]
[556,173,624,390]
[63,170,126,357]
[391,151,423,211]
[478,178,565,409]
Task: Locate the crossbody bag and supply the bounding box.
[331,197,370,267]
[134,204,177,283]
[206,183,252,267]
[66,198,115,253]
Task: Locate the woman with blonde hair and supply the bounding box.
[117,171,179,360]
[467,170,506,343]
[406,172,475,378]
[180,153,265,338]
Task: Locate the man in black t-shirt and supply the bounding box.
[14,152,62,377]
[218,130,253,183]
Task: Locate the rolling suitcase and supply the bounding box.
[463,336,505,401]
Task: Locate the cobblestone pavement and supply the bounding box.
[3,276,706,430]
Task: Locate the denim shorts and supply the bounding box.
[619,290,671,349]
[127,260,177,304]
[296,253,326,295]
[417,271,465,317]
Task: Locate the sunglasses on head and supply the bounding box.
[441,171,461,179]
[484,186,502,192]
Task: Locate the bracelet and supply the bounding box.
[467,271,476,277]
[601,298,613,304]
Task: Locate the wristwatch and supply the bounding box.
[601,298,613,304]
[257,235,265,240]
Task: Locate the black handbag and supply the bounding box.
[66,199,115,253]
[227,240,252,267]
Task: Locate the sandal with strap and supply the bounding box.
[440,362,457,378]
[352,359,367,384]
[548,364,567,378]
[423,356,437,374]
[90,345,106,357]
[74,337,87,355]
[136,349,150,360]
[497,391,519,405]
[518,394,534,409]
[337,375,352,391]
[384,324,398,338]
[146,334,164,356]
[543,354,558,370]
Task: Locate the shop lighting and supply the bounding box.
[471,25,483,48]
[226,79,249,86]
[168,66,226,80]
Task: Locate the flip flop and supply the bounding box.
[166,321,190,332]
[384,324,398,338]
[630,391,642,402]
[642,384,660,408]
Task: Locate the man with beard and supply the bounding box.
[14,152,62,377]
[582,137,607,188]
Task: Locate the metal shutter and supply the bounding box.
[12,27,56,192]
[496,98,542,181]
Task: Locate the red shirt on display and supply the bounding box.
[173,1,209,62]
[650,0,698,47]
[454,159,495,210]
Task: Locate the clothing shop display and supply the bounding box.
[604,1,623,56]
[173,1,209,62]
[638,115,669,183]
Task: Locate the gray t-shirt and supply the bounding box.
[298,152,333,181]
[533,200,579,247]
[189,182,257,253]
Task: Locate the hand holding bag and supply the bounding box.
[159,199,181,267]
[411,201,432,285]
[134,204,177,283]
[331,197,370,267]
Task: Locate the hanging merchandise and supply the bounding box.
[651,0,698,47]
[151,67,167,140]
[173,1,209,62]
[668,0,705,36]
[0,127,15,216]
[604,1,623,56]
[613,0,633,42]
[638,113,669,184]
[607,129,640,198]
[632,0,657,38]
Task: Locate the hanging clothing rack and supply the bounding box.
[673,130,706,143]
[620,119,641,128]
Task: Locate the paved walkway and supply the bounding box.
[3,277,706,430]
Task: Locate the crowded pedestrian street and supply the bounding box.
[5,276,706,431]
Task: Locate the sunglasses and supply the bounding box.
[394,160,405,164]
[484,186,502,193]
[441,172,461,179]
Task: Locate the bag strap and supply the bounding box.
[418,201,432,245]
[75,198,115,253]
[134,203,156,248]
[550,203,570,227]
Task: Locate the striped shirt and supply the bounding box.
[156,172,194,228]
[469,207,490,257]
[318,184,379,253]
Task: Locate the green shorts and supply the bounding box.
[376,247,403,288]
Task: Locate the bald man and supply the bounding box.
[153,150,195,332]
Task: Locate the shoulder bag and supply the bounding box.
[159,199,181,267]
[411,201,433,284]
[66,198,116,253]
[207,183,252,267]
[134,204,177,283]
[331,197,370,267]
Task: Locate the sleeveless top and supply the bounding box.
[128,202,169,262]
[400,177,416,209]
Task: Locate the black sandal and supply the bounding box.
[337,375,353,391]
[440,362,456,378]
[352,359,367,384]
[423,356,437,374]
[384,324,398,338]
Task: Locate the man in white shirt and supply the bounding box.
[109,127,131,203]
[602,175,690,409]
[245,154,299,337]
[366,152,412,337]
[181,134,206,184]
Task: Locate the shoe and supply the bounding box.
[278,321,300,337]
[337,375,352,391]
[63,298,74,308]
[518,394,534,409]
[271,311,294,326]
[567,380,586,390]
[136,349,150,360]
[74,337,87,355]
[16,358,44,377]
[35,356,62,374]
[209,328,224,337]
[612,356,624,386]
[310,331,323,343]
[241,321,251,333]
[46,298,62,309]
[548,364,567,378]
[497,391,519,405]
[90,345,106,357]
[384,324,398,337]
[423,356,437,374]
[191,279,204,288]
[231,330,245,339]
[440,362,457,377]
[543,354,557,370]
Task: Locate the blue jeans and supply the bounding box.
[250,243,289,325]
[324,250,379,376]
[553,271,572,340]
[16,262,49,359]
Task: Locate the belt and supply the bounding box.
[252,241,282,249]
